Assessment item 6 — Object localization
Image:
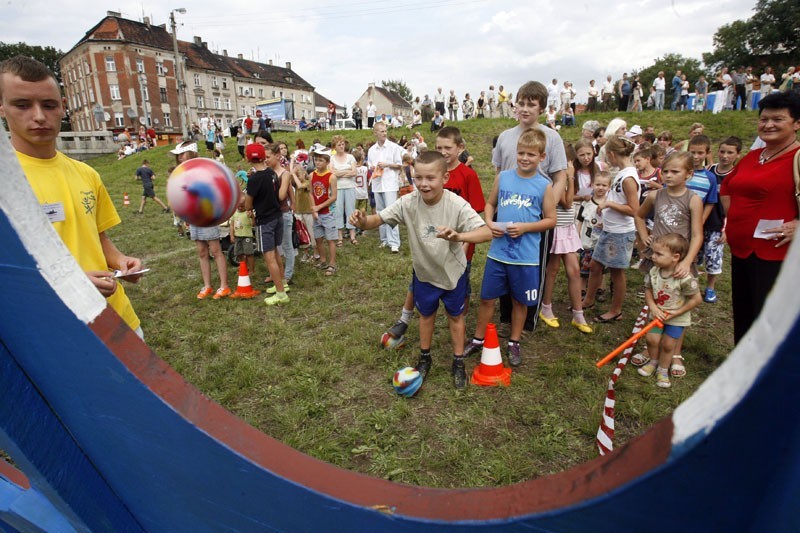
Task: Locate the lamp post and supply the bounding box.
[170,8,190,140]
[138,71,150,130]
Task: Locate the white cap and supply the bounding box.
[625,125,643,138]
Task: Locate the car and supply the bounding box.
[335,118,357,130]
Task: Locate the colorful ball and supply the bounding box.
[392,367,422,397]
[381,331,406,350]
[167,158,240,227]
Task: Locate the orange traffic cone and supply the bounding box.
[123,192,131,207]
[471,323,512,386]
[229,261,260,299]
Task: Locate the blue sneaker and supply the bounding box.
[703,287,718,304]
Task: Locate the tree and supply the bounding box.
[702,20,755,71]
[633,53,704,110]
[380,79,413,103]
[702,0,800,73]
[0,42,64,87]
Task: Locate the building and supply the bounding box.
[354,83,412,120]
[313,91,345,120]
[59,12,315,137]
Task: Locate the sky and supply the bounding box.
[4,0,757,109]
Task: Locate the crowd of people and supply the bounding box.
[3,54,799,392]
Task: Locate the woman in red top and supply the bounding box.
[721,92,800,343]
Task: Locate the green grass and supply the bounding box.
[92,110,753,488]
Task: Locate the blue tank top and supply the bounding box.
[488,170,549,266]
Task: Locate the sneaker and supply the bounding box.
[379,242,388,248]
[196,287,214,299]
[390,246,399,253]
[507,342,521,367]
[387,320,408,339]
[452,358,467,389]
[264,292,290,306]
[266,284,290,294]
[703,287,718,304]
[415,354,432,379]
[463,339,484,358]
[213,287,232,299]
[656,368,672,388]
[636,289,645,298]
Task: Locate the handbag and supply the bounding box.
[293,216,311,247]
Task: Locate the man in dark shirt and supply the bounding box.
[134,160,169,214]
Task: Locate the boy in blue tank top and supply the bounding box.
[464,129,556,367]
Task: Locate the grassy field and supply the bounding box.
[91,110,755,488]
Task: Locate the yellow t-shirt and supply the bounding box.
[16,151,141,330]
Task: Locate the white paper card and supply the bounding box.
[753,219,784,239]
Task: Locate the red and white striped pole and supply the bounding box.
[596,305,650,456]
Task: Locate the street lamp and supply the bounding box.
[170,8,190,140]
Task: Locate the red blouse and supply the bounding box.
[720,146,799,261]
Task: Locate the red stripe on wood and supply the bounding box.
[0,457,30,490]
[90,307,674,520]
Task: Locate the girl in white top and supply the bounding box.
[330,135,359,245]
[581,135,640,322]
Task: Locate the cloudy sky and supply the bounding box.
[6,0,756,108]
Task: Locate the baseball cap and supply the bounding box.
[170,141,197,155]
[625,125,643,138]
[311,144,331,157]
[245,143,266,162]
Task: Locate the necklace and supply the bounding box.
[759,140,797,165]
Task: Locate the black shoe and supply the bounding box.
[163,207,172,213]
[463,339,484,358]
[452,358,467,389]
[416,354,432,379]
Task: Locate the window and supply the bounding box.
[136,59,144,73]
[88,87,95,103]
[110,84,121,100]
[211,76,218,88]
[196,95,205,108]
[238,86,244,96]
[272,90,276,97]
[163,112,172,127]
[258,88,264,98]
[213,97,220,110]
[105,56,116,71]
[146,116,152,127]
[143,86,149,101]
[222,78,228,89]
[194,73,201,87]
[114,112,124,126]
[159,87,167,102]
[224,97,231,110]
[240,105,246,115]
[84,61,91,75]
[156,62,165,76]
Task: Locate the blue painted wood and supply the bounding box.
[1,186,799,529]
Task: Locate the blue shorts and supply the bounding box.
[702,230,724,275]
[255,218,282,252]
[480,258,541,306]
[651,324,685,340]
[408,261,472,296]
[413,269,469,317]
[313,212,338,241]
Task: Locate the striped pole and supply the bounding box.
[596,305,650,456]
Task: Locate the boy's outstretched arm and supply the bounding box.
[437,224,492,244]
[349,210,384,231]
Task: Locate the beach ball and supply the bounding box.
[381,331,407,350]
[392,367,422,397]
[167,158,240,227]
